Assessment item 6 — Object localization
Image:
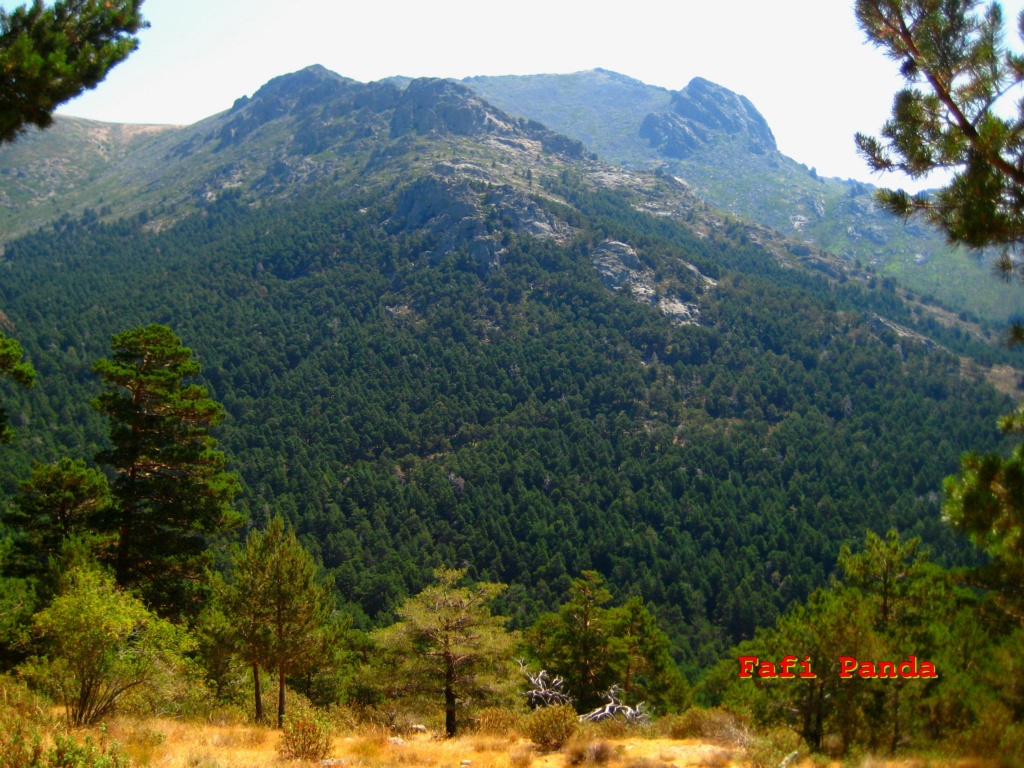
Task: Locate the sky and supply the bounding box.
[40,0,1024,193]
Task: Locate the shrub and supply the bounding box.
[1,730,130,768]
[526,704,578,751]
[0,674,51,731]
[743,728,800,768]
[477,706,523,736]
[586,740,615,763]
[278,713,334,761]
[0,719,44,768]
[23,568,193,726]
[564,739,614,765]
[47,734,131,768]
[657,707,746,744]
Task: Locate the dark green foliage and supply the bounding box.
[855,0,1024,256]
[92,324,243,618]
[6,457,108,577]
[0,330,35,444]
[0,172,1013,671]
[217,516,336,727]
[944,404,1024,621]
[527,571,686,712]
[0,0,146,143]
[528,572,617,711]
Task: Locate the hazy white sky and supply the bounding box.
[42,0,1024,192]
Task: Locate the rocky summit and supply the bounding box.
[640,77,777,158]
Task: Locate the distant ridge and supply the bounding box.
[463,69,1024,324]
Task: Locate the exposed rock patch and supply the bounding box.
[393,172,573,271]
[591,240,704,325]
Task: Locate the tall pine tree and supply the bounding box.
[93,324,242,619]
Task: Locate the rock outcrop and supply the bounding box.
[640,77,777,158]
[591,240,705,325]
[393,169,572,271]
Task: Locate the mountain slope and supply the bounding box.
[0,67,1015,672]
[463,70,1024,325]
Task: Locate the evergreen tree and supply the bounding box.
[0,0,146,143]
[218,516,336,728]
[944,422,1024,622]
[855,0,1024,261]
[92,324,242,619]
[6,458,110,577]
[528,571,616,711]
[0,330,35,444]
[838,529,929,628]
[376,568,516,737]
[856,0,1024,636]
[527,572,686,712]
[605,597,689,712]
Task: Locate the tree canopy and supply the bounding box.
[93,324,242,618]
[0,331,35,444]
[855,0,1024,263]
[0,0,146,143]
[375,568,516,737]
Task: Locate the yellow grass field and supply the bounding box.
[36,718,1002,768]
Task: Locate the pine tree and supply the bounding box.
[376,568,516,737]
[527,571,616,711]
[0,0,147,143]
[0,330,35,443]
[856,0,1024,633]
[218,516,336,728]
[944,433,1024,622]
[855,0,1024,260]
[92,324,242,619]
[7,458,110,576]
[527,572,687,712]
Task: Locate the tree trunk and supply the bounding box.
[444,682,457,737]
[253,662,264,724]
[278,664,286,729]
[889,687,901,754]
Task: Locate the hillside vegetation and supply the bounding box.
[1,67,1023,763]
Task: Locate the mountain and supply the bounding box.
[462,69,1024,325]
[0,66,1016,671]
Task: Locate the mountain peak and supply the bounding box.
[639,77,777,158]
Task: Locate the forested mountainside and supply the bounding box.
[0,66,1017,671]
[463,69,1024,324]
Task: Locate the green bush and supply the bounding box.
[278,713,333,761]
[23,568,194,726]
[525,704,578,751]
[48,735,131,768]
[0,726,130,768]
[743,728,800,768]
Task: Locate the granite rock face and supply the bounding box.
[393,168,571,272]
[591,240,706,325]
[640,77,777,158]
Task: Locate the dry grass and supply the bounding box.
[14,715,1003,768]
